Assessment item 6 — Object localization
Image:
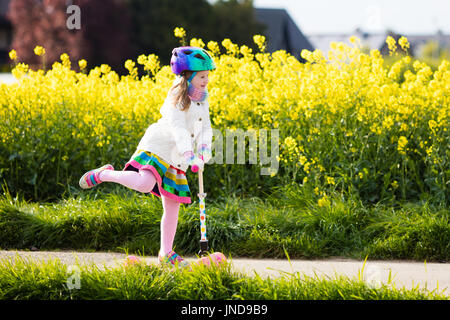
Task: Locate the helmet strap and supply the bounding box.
[187,71,197,83]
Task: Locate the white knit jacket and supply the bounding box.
[134,82,213,173]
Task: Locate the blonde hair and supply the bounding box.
[169,70,194,111]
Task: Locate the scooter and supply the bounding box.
[123,167,227,269]
[193,167,227,266]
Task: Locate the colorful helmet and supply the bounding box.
[170,46,216,75]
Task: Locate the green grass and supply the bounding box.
[0,255,446,300]
[0,184,448,261]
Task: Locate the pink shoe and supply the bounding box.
[158,251,190,269]
[123,255,142,268]
[79,164,114,189]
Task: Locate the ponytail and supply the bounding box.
[169,71,193,111]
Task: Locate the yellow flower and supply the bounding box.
[9,49,17,60]
[262,113,272,123]
[400,123,409,132]
[349,36,361,48]
[398,36,410,51]
[270,168,277,177]
[303,162,311,174]
[386,36,396,54]
[382,115,394,130]
[125,59,135,71]
[124,59,138,78]
[318,195,330,207]
[78,59,87,70]
[413,60,426,71]
[34,45,46,56]
[60,53,70,68]
[174,27,186,39]
[137,54,147,65]
[240,45,253,58]
[301,49,313,62]
[284,136,297,150]
[253,35,266,52]
[207,41,220,56]
[142,54,160,76]
[402,55,411,64]
[11,62,28,79]
[428,120,438,132]
[190,38,205,48]
[222,38,239,55]
[100,64,111,74]
[391,180,399,189]
[312,49,325,62]
[299,155,307,165]
[397,136,408,155]
[326,176,335,185]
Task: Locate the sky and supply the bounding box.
[252,0,450,35]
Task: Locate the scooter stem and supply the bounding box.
[198,168,208,256]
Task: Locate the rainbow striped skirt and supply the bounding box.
[123,150,191,204]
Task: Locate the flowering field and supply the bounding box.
[0,31,448,206]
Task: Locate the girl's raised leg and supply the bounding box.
[99,169,157,193]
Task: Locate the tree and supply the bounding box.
[77,0,133,73]
[125,0,214,65]
[8,0,265,72]
[209,0,265,49]
[8,0,84,70]
[8,0,132,73]
[125,0,265,65]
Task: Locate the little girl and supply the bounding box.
[79,46,215,267]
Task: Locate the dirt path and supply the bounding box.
[1,250,448,294]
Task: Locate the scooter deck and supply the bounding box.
[123,253,227,269]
